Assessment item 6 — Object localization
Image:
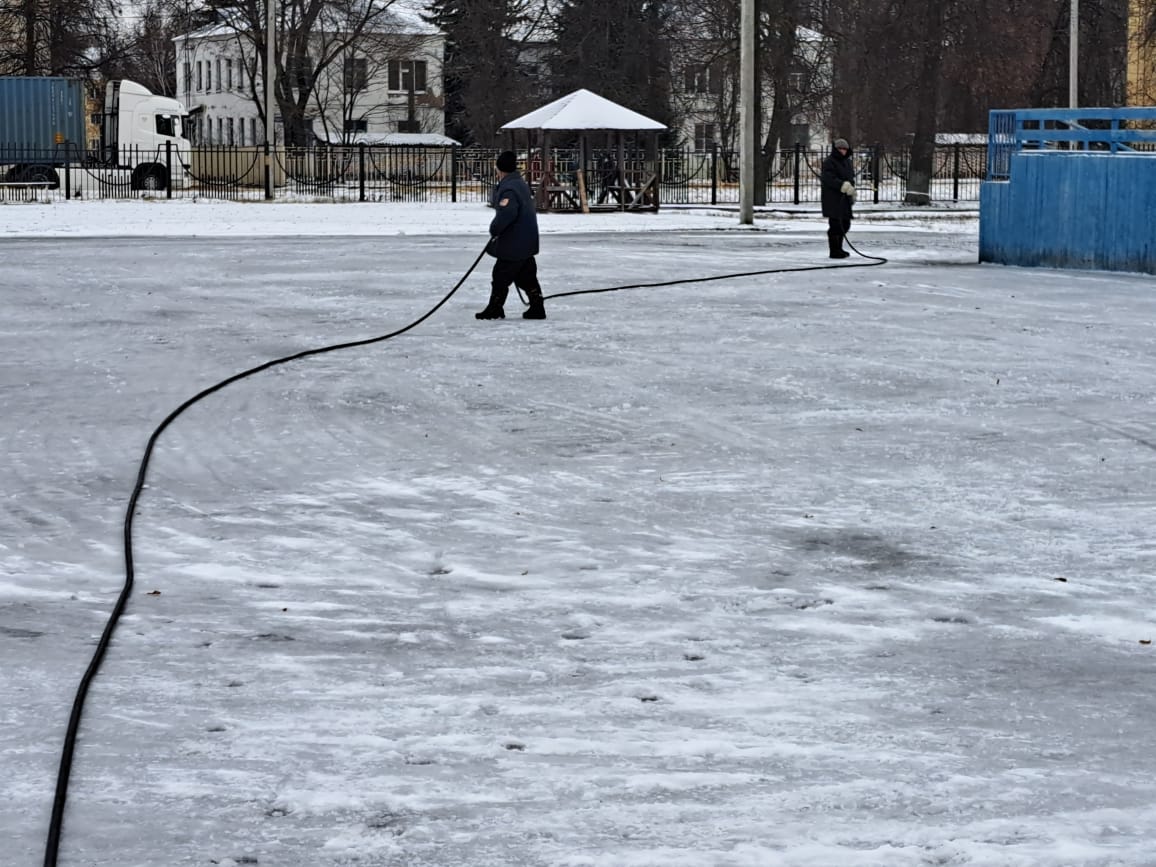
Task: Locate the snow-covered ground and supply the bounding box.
[3,201,1155,867]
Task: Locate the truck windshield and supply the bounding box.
[156,114,178,138]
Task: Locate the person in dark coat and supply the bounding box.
[476,150,546,320]
[820,138,856,259]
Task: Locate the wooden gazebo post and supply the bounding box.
[577,134,590,213]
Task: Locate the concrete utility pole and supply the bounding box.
[1069,0,1079,108]
[265,0,276,200]
[739,0,756,224]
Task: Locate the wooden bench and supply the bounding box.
[546,185,579,210]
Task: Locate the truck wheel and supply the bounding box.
[132,165,169,191]
[22,165,60,188]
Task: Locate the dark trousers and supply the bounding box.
[489,256,541,308]
[828,216,851,238]
[827,216,851,252]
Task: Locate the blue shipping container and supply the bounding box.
[0,76,88,163]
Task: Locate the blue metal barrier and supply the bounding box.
[980,107,1156,274]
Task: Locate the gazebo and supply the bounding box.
[498,89,668,213]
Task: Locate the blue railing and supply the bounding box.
[987,107,1156,179]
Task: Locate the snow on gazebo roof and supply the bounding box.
[500,89,667,132]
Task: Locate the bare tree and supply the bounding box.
[213,0,416,146]
[668,0,741,150]
[1,0,129,75]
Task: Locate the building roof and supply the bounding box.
[318,131,460,146]
[500,89,667,132]
[174,0,438,42]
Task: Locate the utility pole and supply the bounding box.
[265,0,276,199]
[739,0,756,224]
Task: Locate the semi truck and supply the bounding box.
[0,77,190,192]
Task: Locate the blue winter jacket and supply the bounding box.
[488,171,540,260]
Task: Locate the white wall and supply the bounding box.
[175,27,446,146]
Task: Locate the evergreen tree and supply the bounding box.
[550,0,673,129]
[424,0,540,145]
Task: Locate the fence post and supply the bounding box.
[872,145,881,204]
[165,141,172,200]
[793,142,801,205]
[64,143,71,200]
[710,143,718,206]
[359,143,366,202]
[952,142,961,202]
[451,146,458,203]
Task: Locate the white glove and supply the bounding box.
[840,180,856,200]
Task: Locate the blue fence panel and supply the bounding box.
[980,107,1156,274]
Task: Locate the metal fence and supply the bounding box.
[986,107,1156,180]
[1,142,988,205]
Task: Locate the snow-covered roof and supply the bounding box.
[500,89,667,132]
[935,133,987,145]
[318,131,460,146]
[174,0,438,42]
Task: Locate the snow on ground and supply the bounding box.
[2,201,1155,867]
[0,196,977,239]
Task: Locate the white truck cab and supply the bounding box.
[104,80,191,189]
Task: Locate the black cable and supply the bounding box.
[539,232,886,302]
[43,230,885,865]
[43,242,491,867]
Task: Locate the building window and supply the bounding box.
[226,59,233,91]
[684,63,723,95]
[206,62,212,92]
[694,122,716,151]
[343,57,368,93]
[216,59,223,92]
[388,60,427,93]
[227,117,234,145]
[183,62,192,93]
[344,118,368,133]
[250,118,258,146]
[196,61,203,91]
[217,117,223,145]
[397,119,421,133]
[289,54,314,84]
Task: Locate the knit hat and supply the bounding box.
[833,138,849,150]
[496,150,518,172]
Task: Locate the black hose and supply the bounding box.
[42,242,490,867]
[537,232,886,303]
[43,230,885,865]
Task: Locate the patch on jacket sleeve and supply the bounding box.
[499,197,510,207]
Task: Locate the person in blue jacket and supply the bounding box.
[476,150,547,320]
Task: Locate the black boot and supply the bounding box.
[522,287,547,320]
[828,230,850,259]
[476,283,509,320]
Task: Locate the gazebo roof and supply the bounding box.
[500,89,667,132]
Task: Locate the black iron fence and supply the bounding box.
[1,142,988,205]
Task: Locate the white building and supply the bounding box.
[670,25,832,153]
[173,2,446,147]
